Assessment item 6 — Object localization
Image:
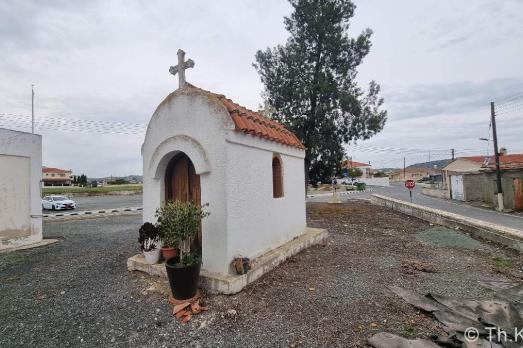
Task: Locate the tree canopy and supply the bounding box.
[254,0,387,185]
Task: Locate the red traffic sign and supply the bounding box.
[405,179,416,190]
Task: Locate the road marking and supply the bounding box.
[43,206,142,220]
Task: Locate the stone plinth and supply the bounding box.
[127,227,328,294]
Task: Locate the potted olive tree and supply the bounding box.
[138,222,161,264]
[155,201,210,300]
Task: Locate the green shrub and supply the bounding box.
[155,201,210,265]
[356,182,366,191]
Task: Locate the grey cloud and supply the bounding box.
[2,0,522,173]
[383,78,523,121]
[419,0,523,50]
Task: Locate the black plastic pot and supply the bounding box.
[165,257,201,300]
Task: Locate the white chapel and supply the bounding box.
[136,50,327,293]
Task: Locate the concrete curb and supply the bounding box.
[43,207,142,221]
[307,189,374,198]
[370,194,523,252]
[0,239,58,254]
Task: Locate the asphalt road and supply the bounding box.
[307,183,523,232]
[42,194,142,213]
[381,183,523,231]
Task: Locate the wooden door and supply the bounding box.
[165,153,202,250]
[514,178,523,211]
[165,153,200,204]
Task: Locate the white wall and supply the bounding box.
[142,87,307,275]
[142,89,234,274]
[225,131,306,263]
[0,128,42,250]
[359,177,390,187]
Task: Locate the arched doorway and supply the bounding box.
[164,152,202,249]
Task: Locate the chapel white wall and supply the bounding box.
[225,131,306,263]
[142,91,233,274]
[0,128,42,250]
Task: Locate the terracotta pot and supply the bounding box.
[161,247,178,261]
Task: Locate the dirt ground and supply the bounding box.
[203,201,523,347]
[2,201,522,347]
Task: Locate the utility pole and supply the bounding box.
[491,101,504,211]
[31,84,35,134]
[403,157,406,180]
[451,148,455,160]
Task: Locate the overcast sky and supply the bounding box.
[1,0,522,176]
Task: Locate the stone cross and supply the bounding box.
[169,49,195,89]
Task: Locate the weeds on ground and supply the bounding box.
[491,255,514,274]
[401,324,418,339]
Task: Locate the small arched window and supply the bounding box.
[272,155,284,198]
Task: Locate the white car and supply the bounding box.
[42,195,77,210]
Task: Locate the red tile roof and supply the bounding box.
[42,167,71,174]
[343,160,371,168]
[460,154,523,169]
[188,85,305,150]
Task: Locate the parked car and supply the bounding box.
[341,178,359,185]
[42,195,76,210]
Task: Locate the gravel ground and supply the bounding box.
[1,201,522,347]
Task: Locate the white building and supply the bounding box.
[344,160,372,178]
[0,128,43,251]
[137,82,327,293]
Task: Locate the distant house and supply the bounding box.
[442,153,523,210]
[389,167,440,182]
[42,167,73,186]
[343,160,372,178]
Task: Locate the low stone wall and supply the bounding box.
[359,177,390,187]
[422,187,450,199]
[370,194,523,252]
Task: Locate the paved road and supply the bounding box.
[42,189,522,232]
[42,194,142,213]
[380,183,523,231]
[307,183,523,231]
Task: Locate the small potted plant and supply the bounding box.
[155,201,210,300]
[138,222,161,264]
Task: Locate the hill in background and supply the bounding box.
[407,159,452,169]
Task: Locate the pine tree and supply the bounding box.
[254,0,387,187]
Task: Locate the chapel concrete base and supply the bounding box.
[127,227,328,294]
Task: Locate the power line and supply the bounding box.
[0,113,147,135]
[495,103,523,116]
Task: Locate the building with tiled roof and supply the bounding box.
[42,166,73,186]
[457,154,523,170]
[342,159,372,178]
[141,82,314,293]
[441,152,523,208]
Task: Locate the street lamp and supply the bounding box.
[479,138,489,157]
